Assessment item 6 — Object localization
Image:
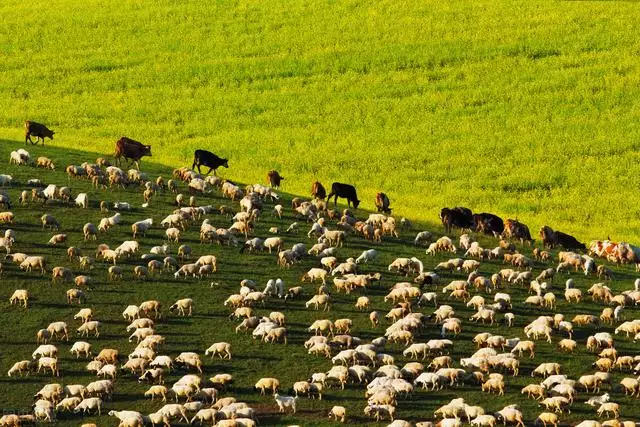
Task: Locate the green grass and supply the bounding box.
[0,142,640,427]
[1,1,640,241]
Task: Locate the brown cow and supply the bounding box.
[311,181,326,200]
[375,192,391,214]
[503,219,534,245]
[114,137,152,170]
[267,170,284,188]
[25,121,55,145]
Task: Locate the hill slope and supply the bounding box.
[1,0,639,240]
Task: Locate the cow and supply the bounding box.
[192,150,228,176]
[440,207,474,233]
[114,137,152,170]
[502,219,534,245]
[473,213,504,237]
[311,181,326,200]
[267,170,284,188]
[25,121,55,145]
[540,226,585,251]
[375,192,392,214]
[326,182,360,209]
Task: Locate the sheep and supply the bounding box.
[139,300,162,318]
[597,402,619,418]
[70,341,92,359]
[77,321,101,338]
[169,298,193,316]
[173,352,202,373]
[255,377,280,395]
[205,342,232,359]
[37,356,59,376]
[131,218,153,238]
[557,339,577,352]
[365,404,396,422]
[9,289,29,308]
[108,410,144,427]
[95,348,120,364]
[122,305,140,321]
[7,360,34,377]
[20,255,47,274]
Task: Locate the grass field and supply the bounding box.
[1,1,640,242]
[1,141,640,427]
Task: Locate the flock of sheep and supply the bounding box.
[1,146,640,427]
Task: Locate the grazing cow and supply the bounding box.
[440,207,474,233]
[267,170,284,188]
[375,192,392,214]
[502,219,534,245]
[114,137,152,170]
[540,226,585,251]
[327,182,360,209]
[311,181,327,200]
[192,150,228,175]
[473,213,504,236]
[25,121,55,145]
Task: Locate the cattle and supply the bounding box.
[311,181,326,200]
[375,192,392,214]
[326,183,360,209]
[267,170,284,188]
[440,207,474,233]
[502,219,534,245]
[540,226,585,251]
[192,150,228,176]
[473,213,504,236]
[25,121,55,145]
[114,137,152,170]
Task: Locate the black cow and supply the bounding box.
[473,213,504,237]
[326,182,360,209]
[192,150,228,176]
[540,226,585,251]
[440,207,474,233]
[25,121,55,145]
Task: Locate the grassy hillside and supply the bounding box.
[0,142,640,427]
[1,1,640,241]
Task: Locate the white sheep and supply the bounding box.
[274,393,297,413]
[132,218,153,238]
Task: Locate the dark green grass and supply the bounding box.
[0,142,640,426]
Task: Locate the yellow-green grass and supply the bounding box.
[1,1,640,242]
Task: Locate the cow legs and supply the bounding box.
[206,166,214,176]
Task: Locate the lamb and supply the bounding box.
[74,397,102,415]
[7,360,34,377]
